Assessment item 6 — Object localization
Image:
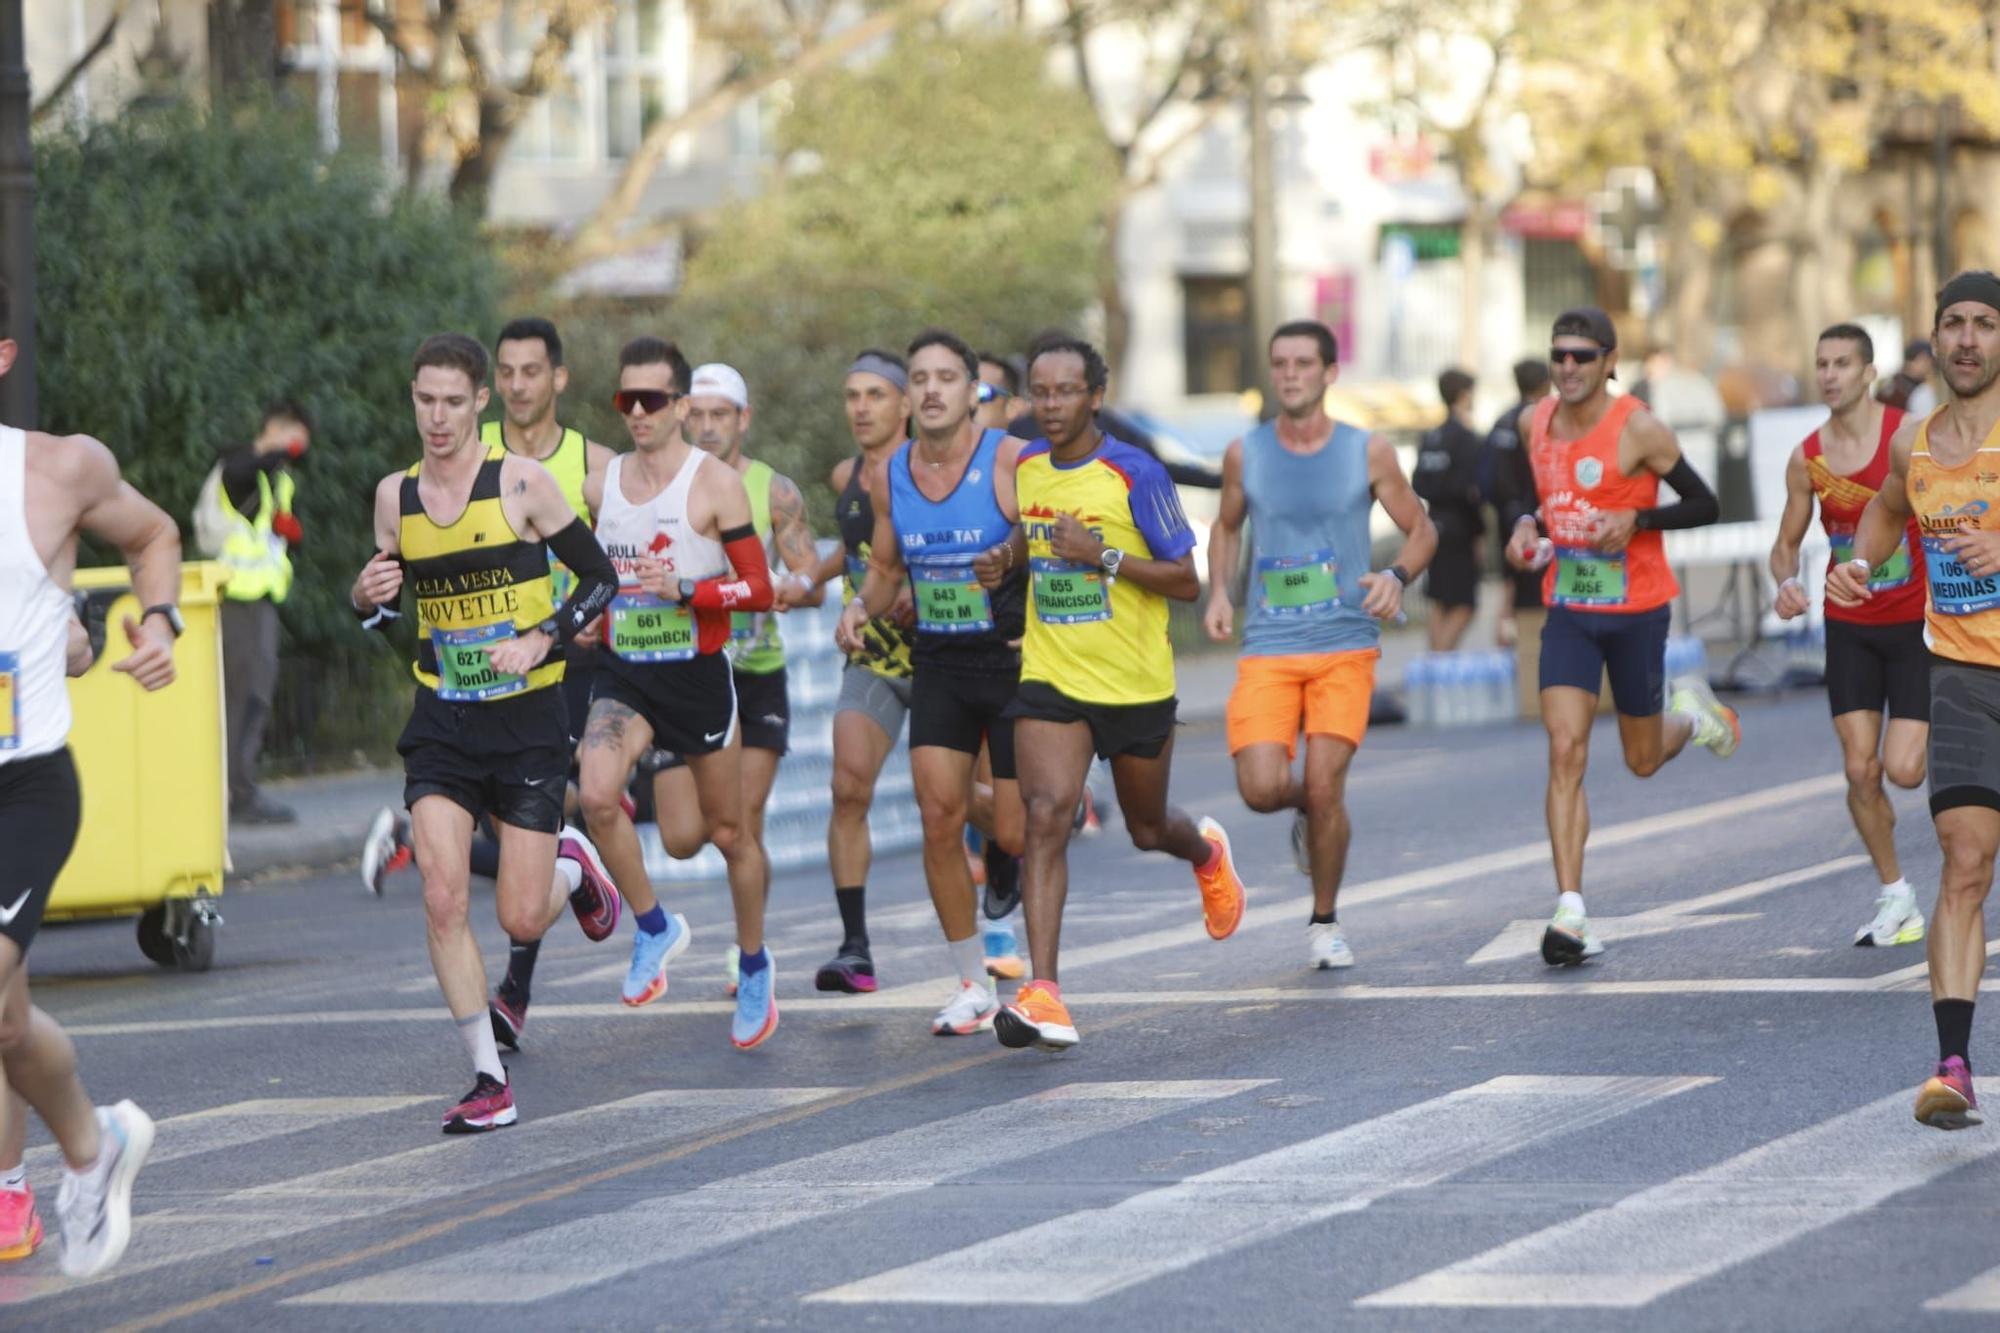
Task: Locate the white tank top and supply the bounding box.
[596,449,727,587]
[0,426,75,762]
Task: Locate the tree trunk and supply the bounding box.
[1663,183,1714,368]
[1457,204,1487,372]
[1100,195,1132,386]
[208,0,280,98]
[447,94,518,210]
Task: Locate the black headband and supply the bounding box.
[1935,272,2000,327]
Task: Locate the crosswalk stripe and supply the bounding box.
[1358,1077,2000,1309]
[1926,1262,2000,1312]
[808,1073,1711,1307]
[282,1078,1272,1307]
[23,1097,432,1175]
[0,1087,836,1305]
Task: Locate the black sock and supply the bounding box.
[1310,910,1336,925]
[502,937,541,1004]
[836,886,868,952]
[469,834,501,882]
[1935,999,1975,1066]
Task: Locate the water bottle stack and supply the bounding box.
[1401,649,1519,727]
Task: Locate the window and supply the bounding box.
[1183,276,1254,395]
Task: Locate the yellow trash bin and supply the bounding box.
[45,561,229,970]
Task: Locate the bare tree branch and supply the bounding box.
[30,1,129,124]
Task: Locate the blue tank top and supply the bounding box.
[1241,419,1379,655]
[887,427,1026,674]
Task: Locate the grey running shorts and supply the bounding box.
[1928,655,2000,817]
[837,662,913,744]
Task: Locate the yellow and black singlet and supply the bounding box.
[401,443,564,701]
[481,419,591,604]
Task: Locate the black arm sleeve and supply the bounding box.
[544,519,618,644]
[1634,456,1720,531]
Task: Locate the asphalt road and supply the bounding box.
[6,692,1998,1331]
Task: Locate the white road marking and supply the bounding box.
[23,1097,431,1175]
[1926,1262,2000,1313]
[285,1079,1270,1307]
[1359,1078,2000,1309]
[810,1074,1711,1306]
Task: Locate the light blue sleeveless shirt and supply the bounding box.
[1241,419,1379,656]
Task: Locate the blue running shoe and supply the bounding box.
[731,950,779,1050]
[621,912,690,1007]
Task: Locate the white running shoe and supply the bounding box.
[1540,904,1604,966]
[56,1100,154,1278]
[1855,891,1926,947]
[1306,921,1354,969]
[360,806,399,896]
[1670,675,1741,758]
[930,980,1000,1035]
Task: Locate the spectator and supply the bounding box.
[1412,367,1484,651]
[205,400,311,824]
[1878,338,1938,416]
[1486,358,1551,646]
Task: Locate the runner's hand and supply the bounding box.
[1824,558,1871,607]
[890,586,916,628]
[66,613,93,677]
[1203,593,1234,643]
[1774,576,1809,621]
[1357,571,1404,620]
[972,541,1014,590]
[773,573,812,609]
[485,628,552,677]
[1591,508,1639,554]
[1943,523,2000,578]
[1504,520,1539,570]
[110,613,176,691]
[634,557,673,599]
[834,599,869,653]
[1048,514,1103,566]
[355,550,402,606]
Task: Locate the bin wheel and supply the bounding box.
[171,915,216,972]
[136,907,176,967]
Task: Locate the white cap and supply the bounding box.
[688,362,748,409]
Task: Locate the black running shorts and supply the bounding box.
[399,686,569,834]
[1006,680,1177,761]
[910,667,1017,779]
[1824,618,1929,721]
[0,748,82,956]
[655,665,789,770]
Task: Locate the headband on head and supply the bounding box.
[848,353,908,392]
[1935,272,2000,327]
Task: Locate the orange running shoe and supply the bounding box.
[994,980,1078,1051]
[0,1184,41,1261]
[1194,816,1245,940]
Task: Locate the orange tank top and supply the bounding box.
[1908,408,2000,667]
[1528,395,1677,614]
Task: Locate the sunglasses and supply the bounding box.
[1549,347,1607,366]
[613,388,681,415]
[975,381,1012,405]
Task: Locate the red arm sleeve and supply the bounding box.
[688,531,773,611]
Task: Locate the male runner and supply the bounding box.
[0,279,177,1274]
[1204,319,1436,969]
[1502,307,1735,965]
[988,336,1244,1051]
[811,351,918,993]
[653,363,823,992]
[1830,269,2000,1130]
[351,333,621,1132]
[837,328,1027,1036]
[576,337,779,1049]
[1771,322,1928,947]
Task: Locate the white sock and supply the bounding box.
[1672,708,1707,739]
[554,856,583,893]
[1558,891,1586,917]
[0,1163,24,1193]
[458,1010,505,1082]
[948,933,986,989]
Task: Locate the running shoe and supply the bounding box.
[731,951,780,1050]
[557,825,621,942]
[723,943,740,997]
[814,946,877,994]
[1074,788,1103,839]
[1914,1056,1983,1130]
[361,806,409,895]
[54,1100,153,1278]
[1671,675,1741,758]
[1291,810,1311,877]
[984,919,1026,981]
[984,846,1022,919]
[994,980,1079,1051]
[622,912,691,1007]
[964,829,988,890]
[1854,890,1926,947]
[1194,816,1246,940]
[932,980,1000,1035]
[0,1184,42,1261]
[441,1073,516,1135]
[1306,921,1354,969]
[489,988,527,1053]
[1540,902,1604,966]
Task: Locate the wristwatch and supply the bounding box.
[1387,565,1412,587]
[677,577,697,601]
[142,604,185,638]
[534,616,560,640]
[1099,547,1125,578]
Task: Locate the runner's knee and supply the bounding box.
[1885,754,1925,789]
[1844,753,1884,793]
[1548,731,1590,781]
[1938,832,1996,899]
[1023,788,1073,839]
[830,762,876,815]
[421,875,470,930]
[496,897,548,942]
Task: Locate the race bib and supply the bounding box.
[729,610,758,642]
[844,553,867,596]
[1550,547,1627,607]
[0,651,18,751]
[608,594,698,662]
[547,557,576,608]
[1829,537,1914,591]
[1923,538,2000,616]
[432,624,527,702]
[1031,559,1111,625]
[1255,550,1340,615]
[912,562,993,634]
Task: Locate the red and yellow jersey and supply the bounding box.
[1804,407,1923,625]
[1018,436,1196,706]
[1529,395,1677,614]
[1909,409,2000,668]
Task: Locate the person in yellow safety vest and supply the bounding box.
[217,399,311,824]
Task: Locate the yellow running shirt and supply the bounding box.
[1908,408,2000,669]
[1018,435,1197,706]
